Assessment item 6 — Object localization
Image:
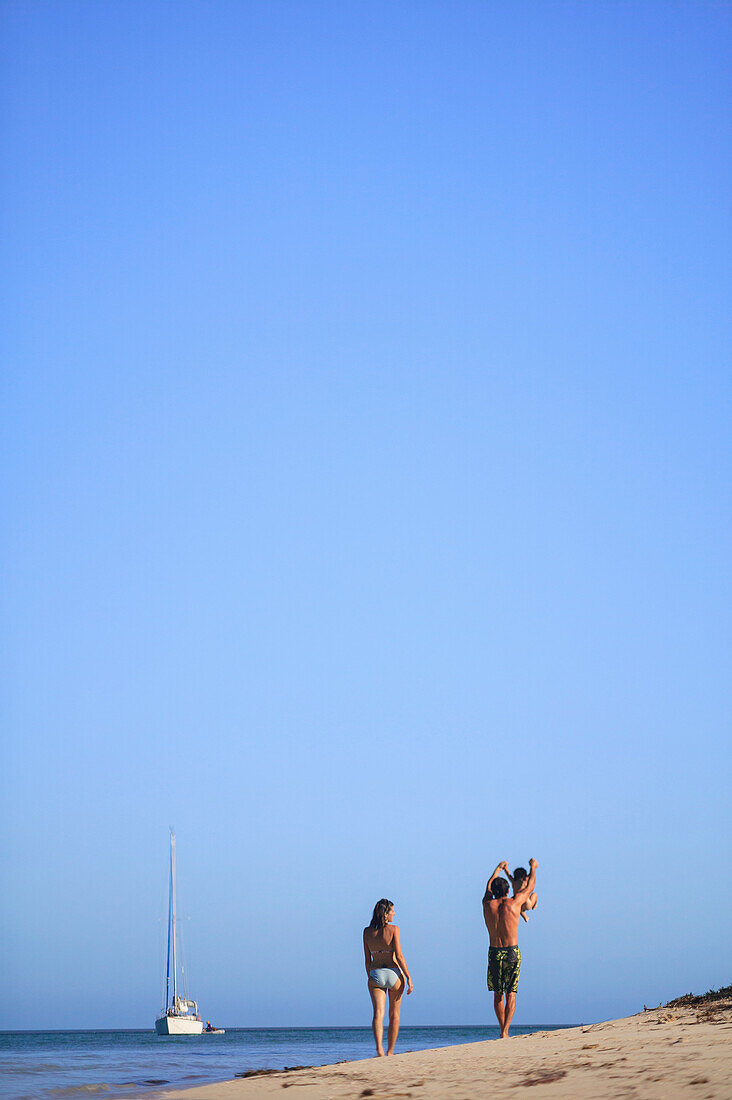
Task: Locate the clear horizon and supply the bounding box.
[2,1,730,1031]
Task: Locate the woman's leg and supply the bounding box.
[386,978,405,1055]
[368,982,386,1056]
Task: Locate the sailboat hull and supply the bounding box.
[155,1014,204,1035]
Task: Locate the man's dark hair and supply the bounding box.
[491,878,509,898]
[513,866,528,882]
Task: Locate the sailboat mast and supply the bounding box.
[171,829,178,1006]
[165,832,173,1010]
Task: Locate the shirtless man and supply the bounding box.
[482,858,538,1037]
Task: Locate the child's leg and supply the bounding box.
[520,892,538,922]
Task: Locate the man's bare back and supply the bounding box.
[483,895,524,947]
[482,859,537,945]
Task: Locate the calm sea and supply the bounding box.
[0,1025,570,1099]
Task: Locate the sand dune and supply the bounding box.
[155,997,732,1099]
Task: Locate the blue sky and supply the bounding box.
[1,1,730,1029]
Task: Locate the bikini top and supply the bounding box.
[368,936,394,954]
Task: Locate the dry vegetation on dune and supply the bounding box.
[664,984,732,1008]
[661,984,732,1025]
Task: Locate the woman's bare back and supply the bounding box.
[364,924,398,962]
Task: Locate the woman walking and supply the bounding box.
[363,898,413,1056]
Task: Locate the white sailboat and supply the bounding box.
[155,829,204,1035]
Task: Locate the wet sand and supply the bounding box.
[154,998,732,1099]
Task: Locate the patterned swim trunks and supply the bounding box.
[487,945,521,994]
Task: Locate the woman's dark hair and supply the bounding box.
[369,898,394,931]
[513,866,528,882]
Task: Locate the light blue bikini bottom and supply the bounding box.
[369,968,400,990]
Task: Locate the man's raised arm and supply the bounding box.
[484,861,509,901]
[514,858,538,904]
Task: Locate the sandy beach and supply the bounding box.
[154,995,731,1100]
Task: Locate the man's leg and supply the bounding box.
[493,992,505,1031]
[386,980,405,1055]
[368,983,386,1056]
[501,992,517,1038]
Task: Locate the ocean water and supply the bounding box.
[0,1024,570,1099]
